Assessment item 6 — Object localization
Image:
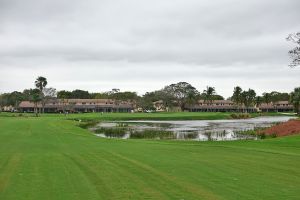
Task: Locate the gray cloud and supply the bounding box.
[0,0,300,97]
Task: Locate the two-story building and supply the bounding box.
[19,99,134,113]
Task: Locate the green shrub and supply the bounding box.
[95,127,128,138]
[230,113,251,119]
[130,129,174,139]
[257,133,266,139]
[270,133,278,138]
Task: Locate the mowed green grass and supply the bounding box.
[0,111,293,121]
[0,115,300,200]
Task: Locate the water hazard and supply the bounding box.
[91,116,295,141]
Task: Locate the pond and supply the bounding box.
[90,116,296,141]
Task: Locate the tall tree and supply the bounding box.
[23,89,35,101]
[30,89,42,117]
[232,86,243,108]
[287,33,300,67]
[35,76,48,113]
[35,76,48,91]
[290,87,300,115]
[203,86,216,103]
[241,89,256,112]
[163,82,199,111]
[262,93,271,104]
[57,90,72,99]
[57,91,71,114]
[43,88,57,99]
[71,90,91,99]
[262,92,272,112]
[7,91,24,108]
[111,91,138,102]
[42,87,57,112]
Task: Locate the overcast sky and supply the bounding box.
[0,0,299,97]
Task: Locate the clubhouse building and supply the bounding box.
[19,99,134,113]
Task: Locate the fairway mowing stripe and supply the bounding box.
[0,153,22,193]
[63,153,117,200]
[59,155,86,200]
[209,145,300,157]
[0,154,10,172]
[82,152,173,199]
[107,151,222,200]
[67,153,173,199]
[102,155,195,199]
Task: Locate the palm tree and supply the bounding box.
[35,76,48,91]
[186,91,198,111]
[263,93,271,112]
[263,93,271,104]
[290,87,300,115]
[241,89,256,113]
[35,76,48,113]
[203,86,216,102]
[232,86,243,112]
[203,86,216,111]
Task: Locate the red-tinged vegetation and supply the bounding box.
[263,120,300,137]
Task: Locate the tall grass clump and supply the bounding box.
[130,129,175,139]
[94,127,128,138]
[230,113,251,119]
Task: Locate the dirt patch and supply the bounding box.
[262,120,300,137]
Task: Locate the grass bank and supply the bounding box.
[0,115,300,199]
[0,111,294,121]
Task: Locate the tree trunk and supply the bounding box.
[34,103,38,117]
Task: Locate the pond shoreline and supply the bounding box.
[87,116,297,141]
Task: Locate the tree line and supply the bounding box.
[0,77,299,115]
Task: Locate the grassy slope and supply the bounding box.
[0,115,300,200]
[1,111,294,121]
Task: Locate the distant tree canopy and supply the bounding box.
[57,90,90,99]
[232,86,243,106]
[202,86,216,103]
[241,89,256,108]
[56,90,71,99]
[262,92,290,104]
[0,80,298,113]
[57,89,139,102]
[200,87,224,101]
[162,82,200,111]
[287,32,300,67]
[231,87,290,108]
[230,87,257,109]
[111,91,139,101]
[0,91,24,107]
[70,90,91,99]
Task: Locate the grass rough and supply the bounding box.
[0,113,299,199]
